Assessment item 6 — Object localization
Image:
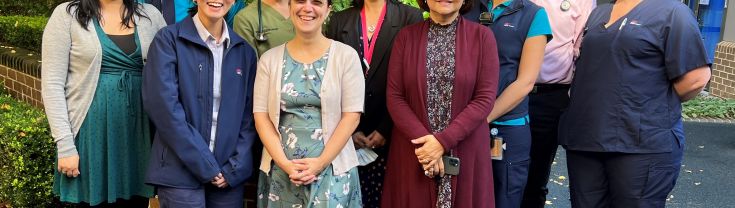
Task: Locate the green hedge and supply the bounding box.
[0,0,66,16]
[682,96,735,119]
[0,91,58,207]
[0,16,47,52]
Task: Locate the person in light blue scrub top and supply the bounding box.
[558,0,712,207]
[483,0,551,207]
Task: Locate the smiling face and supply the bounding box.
[290,0,331,35]
[196,0,235,20]
[426,0,463,19]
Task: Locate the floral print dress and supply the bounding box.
[257,47,362,208]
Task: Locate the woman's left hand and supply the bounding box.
[211,173,229,188]
[412,135,445,167]
[290,157,327,185]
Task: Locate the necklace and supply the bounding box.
[368,25,376,33]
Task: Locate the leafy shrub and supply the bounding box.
[0,93,57,207]
[0,0,66,16]
[682,96,735,119]
[328,0,421,12]
[0,16,48,52]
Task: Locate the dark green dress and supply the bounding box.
[53,21,154,205]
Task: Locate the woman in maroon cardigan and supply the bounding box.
[380,0,500,206]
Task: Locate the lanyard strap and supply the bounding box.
[360,3,387,75]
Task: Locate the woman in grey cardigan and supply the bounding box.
[41,0,165,206]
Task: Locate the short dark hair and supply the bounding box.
[416,0,473,15]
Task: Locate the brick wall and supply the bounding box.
[0,46,42,107]
[711,41,735,99]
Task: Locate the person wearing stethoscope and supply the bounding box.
[558,0,711,207]
[233,0,294,56]
[480,0,551,207]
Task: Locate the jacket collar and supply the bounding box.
[494,0,527,17]
[177,15,246,49]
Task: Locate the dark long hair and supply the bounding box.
[66,0,149,30]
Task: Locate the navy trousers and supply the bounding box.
[492,124,532,208]
[566,145,683,208]
[521,84,569,208]
[157,184,245,208]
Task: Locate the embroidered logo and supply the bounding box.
[236,68,242,76]
[503,22,515,28]
[629,20,642,26]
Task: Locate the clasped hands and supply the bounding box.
[281,157,328,186]
[353,131,386,149]
[411,135,445,178]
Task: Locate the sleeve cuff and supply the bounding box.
[56,137,78,158]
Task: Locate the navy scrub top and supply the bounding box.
[558,0,710,154]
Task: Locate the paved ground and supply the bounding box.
[544,122,735,208]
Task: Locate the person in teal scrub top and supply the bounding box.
[483,0,551,207]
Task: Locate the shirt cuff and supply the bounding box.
[56,136,78,158]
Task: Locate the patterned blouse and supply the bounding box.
[426,18,459,208]
[426,18,458,133]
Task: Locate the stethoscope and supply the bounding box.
[255,0,268,42]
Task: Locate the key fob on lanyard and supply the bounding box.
[490,128,504,160]
[479,12,493,25]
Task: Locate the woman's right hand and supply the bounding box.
[277,160,314,186]
[352,131,368,148]
[58,154,80,177]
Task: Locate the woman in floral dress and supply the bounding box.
[252,0,366,206]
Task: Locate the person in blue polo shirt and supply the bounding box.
[558,0,711,207]
[483,0,551,207]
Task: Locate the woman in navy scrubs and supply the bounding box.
[484,0,551,207]
[559,0,711,207]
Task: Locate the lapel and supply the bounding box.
[417,20,430,126]
[340,8,362,51]
[365,3,401,83]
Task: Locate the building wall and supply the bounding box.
[0,47,42,107]
[712,0,735,98]
[723,0,735,41]
[712,42,735,99]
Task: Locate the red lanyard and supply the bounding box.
[360,3,387,76]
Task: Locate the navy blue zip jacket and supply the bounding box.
[142,16,258,189]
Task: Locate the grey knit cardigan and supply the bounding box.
[41,2,166,158]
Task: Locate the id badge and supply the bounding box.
[491,136,504,160]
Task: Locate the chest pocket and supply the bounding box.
[494,14,523,33]
[616,17,663,59]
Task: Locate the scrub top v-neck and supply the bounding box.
[558,0,711,154]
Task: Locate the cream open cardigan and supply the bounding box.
[253,40,365,175]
